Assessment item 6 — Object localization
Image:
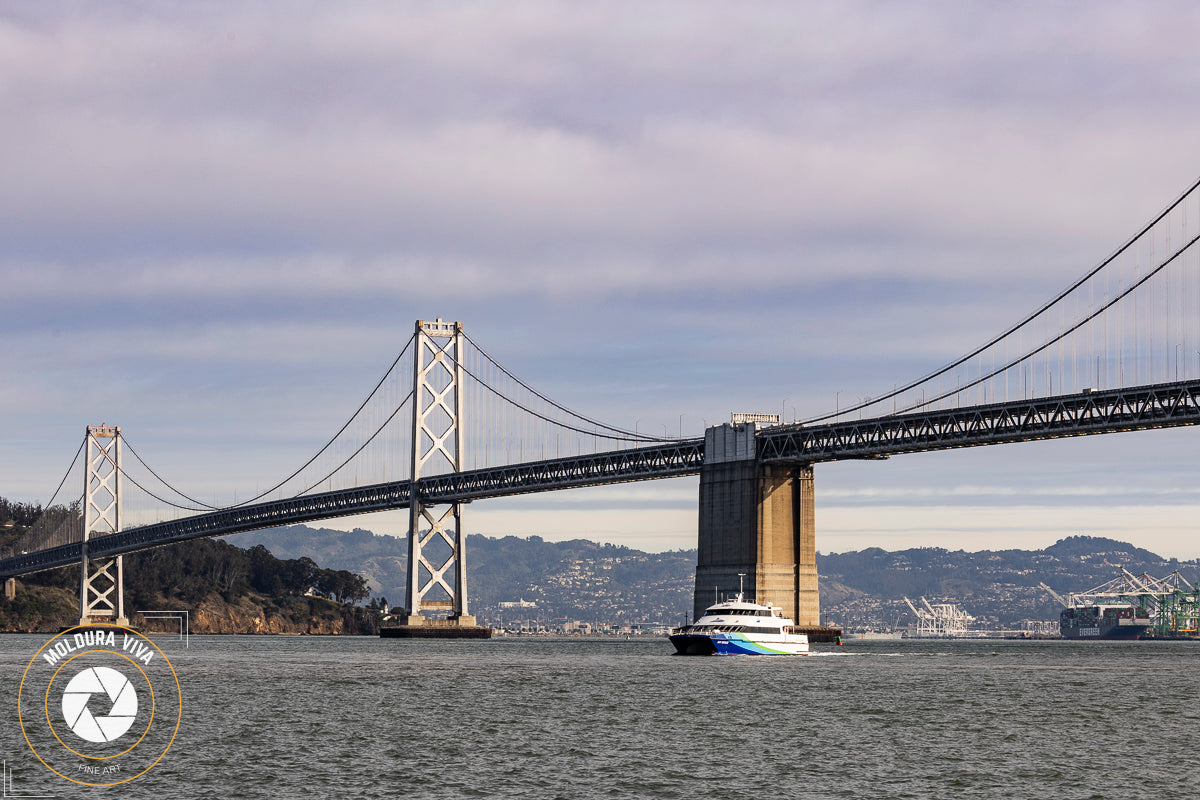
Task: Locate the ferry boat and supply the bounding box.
[667,592,810,656]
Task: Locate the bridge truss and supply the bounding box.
[0,438,706,577]
[759,379,1200,463]
[5,379,1199,580]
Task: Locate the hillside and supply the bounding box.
[819,536,1199,628]
[231,526,696,626]
[234,526,1200,629]
[8,490,1199,632]
[0,499,380,634]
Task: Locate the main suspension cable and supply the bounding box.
[40,438,85,512]
[802,173,1200,424]
[124,438,219,510]
[889,230,1200,417]
[119,334,417,512]
[462,332,676,440]
[298,389,414,495]
[456,355,674,443]
[458,333,676,442]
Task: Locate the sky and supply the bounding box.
[4,1,1200,559]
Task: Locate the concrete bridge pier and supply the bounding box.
[694,423,823,630]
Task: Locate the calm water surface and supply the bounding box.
[2,635,1197,799]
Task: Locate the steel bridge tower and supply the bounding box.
[79,425,129,627]
[404,319,475,627]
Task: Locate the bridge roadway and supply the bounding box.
[4,379,1200,577]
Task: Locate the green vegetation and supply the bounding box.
[0,496,43,551]
[0,496,377,633]
[125,539,370,606]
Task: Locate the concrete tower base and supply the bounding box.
[694,424,823,627]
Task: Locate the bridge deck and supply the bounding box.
[759,380,1200,464]
[0,440,706,576]
[4,380,1199,577]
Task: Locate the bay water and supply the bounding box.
[3,635,1196,799]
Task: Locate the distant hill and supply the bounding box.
[233,526,1200,629]
[12,493,1194,632]
[818,536,1199,628]
[230,525,696,625]
[16,494,1190,633]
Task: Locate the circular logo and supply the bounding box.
[61,666,139,743]
[18,625,182,788]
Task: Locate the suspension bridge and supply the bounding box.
[5,175,1200,630]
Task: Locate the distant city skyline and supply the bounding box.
[4,3,1200,558]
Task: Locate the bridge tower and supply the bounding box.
[79,425,129,627]
[405,319,475,627]
[694,423,821,628]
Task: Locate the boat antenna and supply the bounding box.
[737,573,746,600]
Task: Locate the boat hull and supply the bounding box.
[1060,608,1154,640]
[1059,619,1152,640]
[711,633,809,656]
[669,632,808,656]
[669,633,717,655]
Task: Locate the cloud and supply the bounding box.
[5,3,1197,279]
[6,1,1200,560]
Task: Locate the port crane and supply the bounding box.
[903,596,975,637]
[1039,582,1069,608]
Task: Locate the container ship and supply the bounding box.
[1059,602,1153,639]
[1046,567,1199,640]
